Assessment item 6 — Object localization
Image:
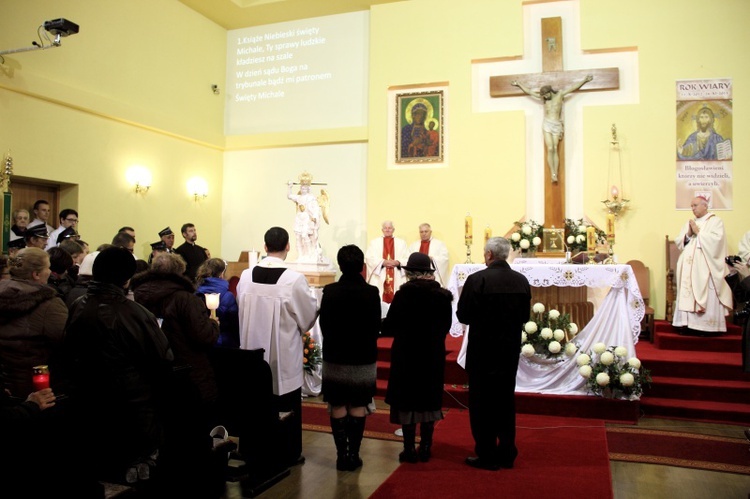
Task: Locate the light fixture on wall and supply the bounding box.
[0,19,79,63]
[187,177,208,201]
[601,124,629,217]
[211,84,220,95]
[126,166,152,195]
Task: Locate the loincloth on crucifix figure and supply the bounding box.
[512,74,593,183]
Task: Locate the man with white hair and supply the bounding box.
[408,223,449,287]
[365,220,409,304]
[457,237,530,471]
[673,195,733,335]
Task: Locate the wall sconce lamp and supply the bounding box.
[0,19,79,64]
[187,177,208,201]
[126,166,152,195]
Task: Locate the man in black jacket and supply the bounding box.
[457,237,531,471]
[64,246,174,485]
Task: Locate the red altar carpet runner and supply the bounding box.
[370,410,613,499]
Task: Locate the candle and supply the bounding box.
[606,214,615,244]
[484,226,492,246]
[465,213,473,245]
[586,226,597,252]
[249,250,259,268]
[32,365,50,391]
[205,293,220,319]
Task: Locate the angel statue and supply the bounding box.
[287,171,330,263]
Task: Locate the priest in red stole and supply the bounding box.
[365,220,408,307]
[408,223,450,287]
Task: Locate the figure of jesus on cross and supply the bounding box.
[511,74,593,183]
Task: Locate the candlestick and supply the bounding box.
[32,365,50,391]
[465,213,473,245]
[586,226,597,265]
[484,226,492,246]
[603,243,616,265]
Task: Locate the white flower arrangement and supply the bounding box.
[510,219,544,252]
[520,302,579,360]
[577,345,651,400]
[563,218,608,253]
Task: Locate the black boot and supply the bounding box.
[346,416,366,470]
[330,416,350,471]
[418,421,434,462]
[399,424,418,463]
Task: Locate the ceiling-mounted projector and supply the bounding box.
[43,18,80,37]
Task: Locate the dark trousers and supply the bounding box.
[275,388,302,466]
[467,369,517,465]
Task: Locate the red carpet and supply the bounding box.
[607,427,750,475]
[370,410,613,499]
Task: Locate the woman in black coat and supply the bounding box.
[319,245,381,471]
[383,252,453,463]
[130,252,222,497]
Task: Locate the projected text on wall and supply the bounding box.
[225,11,368,135]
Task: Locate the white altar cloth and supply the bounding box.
[448,263,645,396]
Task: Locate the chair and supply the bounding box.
[627,259,655,342]
[665,235,680,322]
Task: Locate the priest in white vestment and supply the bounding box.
[672,196,733,333]
[408,223,450,287]
[365,220,409,305]
[236,227,318,466]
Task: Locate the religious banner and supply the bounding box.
[675,78,733,209]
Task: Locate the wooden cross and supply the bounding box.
[489,17,619,229]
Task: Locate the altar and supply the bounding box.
[447,261,645,396]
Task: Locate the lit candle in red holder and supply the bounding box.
[32,365,50,391]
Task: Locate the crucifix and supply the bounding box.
[489,17,620,229]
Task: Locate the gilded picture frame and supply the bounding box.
[396,90,444,164]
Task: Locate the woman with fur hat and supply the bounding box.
[383,252,453,463]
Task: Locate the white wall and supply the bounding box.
[222,143,368,263]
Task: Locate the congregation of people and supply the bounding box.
[2,196,750,496]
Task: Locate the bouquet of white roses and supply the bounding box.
[577,343,651,400]
[563,218,607,253]
[520,302,579,360]
[510,219,544,252]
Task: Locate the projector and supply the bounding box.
[43,18,79,37]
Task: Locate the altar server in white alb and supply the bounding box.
[236,226,318,466]
[365,220,409,304]
[408,223,449,287]
[672,196,733,334]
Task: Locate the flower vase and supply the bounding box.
[521,248,537,258]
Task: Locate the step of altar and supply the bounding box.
[653,320,742,352]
